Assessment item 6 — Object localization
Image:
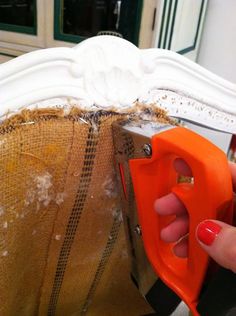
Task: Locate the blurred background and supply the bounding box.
[0,0,235,83]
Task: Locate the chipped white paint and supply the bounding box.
[141,89,236,134]
[103,175,118,198]
[0,139,5,146]
[25,189,35,206]
[25,172,53,208]
[55,192,66,205]
[24,172,67,211]
[55,234,61,241]
[112,208,123,222]
[3,221,7,229]
[0,36,236,133]
[35,172,53,206]
[2,250,8,257]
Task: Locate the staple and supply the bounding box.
[79,117,89,124]
[18,121,35,126]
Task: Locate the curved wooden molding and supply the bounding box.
[0,35,236,132]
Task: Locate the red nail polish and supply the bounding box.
[197,220,222,246]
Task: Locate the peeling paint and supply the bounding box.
[103,175,118,198]
[2,250,8,257]
[55,193,66,205]
[112,208,123,222]
[35,172,53,206]
[24,172,66,212]
[0,139,5,146]
[142,89,236,133]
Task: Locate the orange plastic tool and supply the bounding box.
[129,127,233,315]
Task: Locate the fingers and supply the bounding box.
[160,214,189,243]
[196,163,236,271]
[155,191,189,258]
[155,159,236,269]
[196,220,236,273]
[154,158,192,218]
[154,158,190,257]
[173,236,188,258]
[154,192,187,216]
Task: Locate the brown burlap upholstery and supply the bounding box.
[0,106,171,315]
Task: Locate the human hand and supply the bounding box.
[154,159,236,273]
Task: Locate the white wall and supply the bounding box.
[197,0,236,83]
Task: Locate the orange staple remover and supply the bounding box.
[112,120,234,316]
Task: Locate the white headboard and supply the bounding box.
[0,35,236,133]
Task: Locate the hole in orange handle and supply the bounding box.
[175,158,194,184]
[174,158,192,177]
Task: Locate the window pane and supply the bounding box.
[62,0,120,37]
[0,0,35,28]
[57,0,142,44]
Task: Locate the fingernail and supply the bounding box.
[196,220,222,246]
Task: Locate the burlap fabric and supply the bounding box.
[0,105,171,316]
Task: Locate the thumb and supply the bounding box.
[196,220,236,273]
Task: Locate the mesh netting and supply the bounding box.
[0,104,172,316]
